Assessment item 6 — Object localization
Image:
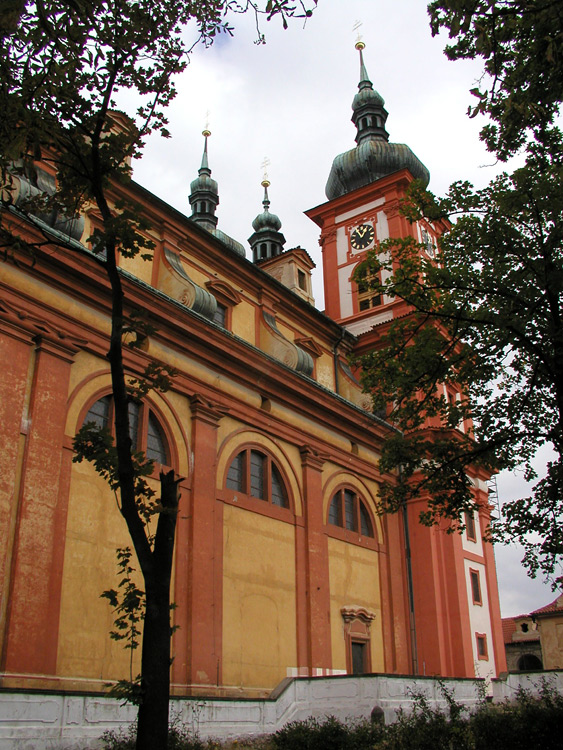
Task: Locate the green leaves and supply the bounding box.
[428,1,563,159]
[73,411,158,523]
[355,133,563,582]
[101,547,145,705]
[101,547,146,650]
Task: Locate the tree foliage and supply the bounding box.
[0,2,318,749]
[354,1,563,587]
[428,0,563,159]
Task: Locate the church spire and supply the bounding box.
[248,167,286,263]
[351,41,389,145]
[324,41,429,201]
[189,129,219,229]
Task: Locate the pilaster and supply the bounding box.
[183,394,227,689]
[298,446,332,672]
[3,334,79,676]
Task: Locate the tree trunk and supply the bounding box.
[136,582,173,750]
[135,469,179,750]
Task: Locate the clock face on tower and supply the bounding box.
[350,223,375,250]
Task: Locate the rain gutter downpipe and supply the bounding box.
[332,328,346,395]
[399,463,419,675]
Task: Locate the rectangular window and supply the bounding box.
[270,464,287,508]
[351,641,367,675]
[128,401,140,449]
[357,273,382,311]
[329,494,341,525]
[470,569,482,605]
[476,633,488,660]
[213,302,227,327]
[250,450,265,500]
[226,452,244,492]
[298,269,307,291]
[344,489,357,532]
[465,510,477,542]
[85,395,111,430]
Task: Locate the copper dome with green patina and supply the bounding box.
[325,44,430,201]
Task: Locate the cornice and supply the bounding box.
[0,294,88,355]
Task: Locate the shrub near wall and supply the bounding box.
[469,682,563,750]
[101,683,563,750]
[269,682,563,750]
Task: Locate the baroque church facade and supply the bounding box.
[0,44,505,699]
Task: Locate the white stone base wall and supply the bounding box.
[0,671,561,749]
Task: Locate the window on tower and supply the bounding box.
[357,272,382,311]
[470,569,483,605]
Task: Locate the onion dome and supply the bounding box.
[212,228,246,257]
[189,130,219,229]
[325,42,430,201]
[249,178,286,263]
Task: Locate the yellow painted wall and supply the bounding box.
[316,353,335,391]
[57,460,142,685]
[276,320,294,341]
[0,264,110,336]
[231,300,256,344]
[181,262,209,290]
[327,537,383,672]
[539,616,563,669]
[119,252,153,285]
[58,366,189,688]
[222,505,296,691]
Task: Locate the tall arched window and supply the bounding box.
[226,447,288,508]
[83,396,169,465]
[328,488,373,537]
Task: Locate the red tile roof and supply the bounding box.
[531,593,563,616]
[502,617,516,643]
[501,615,540,643]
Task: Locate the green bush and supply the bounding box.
[272,715,380,750]
[99,682,563,750]
[470,681,563,750]
[375,685,472,750]
[100,722,214,750]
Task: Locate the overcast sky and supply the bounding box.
[128,0,559,617]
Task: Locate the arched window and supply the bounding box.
[83,396,169,465]
[328,488,373,537]
[226,448,288,508]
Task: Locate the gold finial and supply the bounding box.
[202,129,211,137]
[261,156,271,187]
[353,19,365,49]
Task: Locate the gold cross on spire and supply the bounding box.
[353,19,365,50]
[203,110,211,138]
[261,156,271,187]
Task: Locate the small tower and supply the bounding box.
[189,129,219,230]
[249,177,286,263]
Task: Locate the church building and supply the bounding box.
[0,43,505,699]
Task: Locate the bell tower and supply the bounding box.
[306,40,506,682]
[306,41,443,345]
